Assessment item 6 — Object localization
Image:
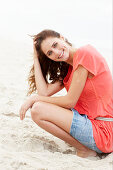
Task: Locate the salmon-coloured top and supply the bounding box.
[63,44,113,153]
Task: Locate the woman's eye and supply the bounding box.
[53,43,57,48]
[48,51,52,56]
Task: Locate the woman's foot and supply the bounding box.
[96,152,110,159]
[76,149,97,158]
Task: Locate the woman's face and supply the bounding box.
[41,36,70,62]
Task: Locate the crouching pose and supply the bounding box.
[19,29,113,158]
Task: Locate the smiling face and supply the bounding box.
[41,36,70,62]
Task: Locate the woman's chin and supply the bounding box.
[62,55,69,62]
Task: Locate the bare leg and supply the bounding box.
[30,101,97,158]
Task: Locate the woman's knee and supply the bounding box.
[31,101,46,121]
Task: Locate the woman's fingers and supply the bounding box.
[33,41,37,45]
[19,106,26,120]
[19,97,35,120]
[33,41,37,49]
[19,108,23,120]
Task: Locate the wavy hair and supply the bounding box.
[27,29,72,95]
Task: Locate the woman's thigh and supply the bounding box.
[31,101,73,134]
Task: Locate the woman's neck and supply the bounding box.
[66,47,77,66]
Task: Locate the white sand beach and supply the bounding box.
[0,38,112,170]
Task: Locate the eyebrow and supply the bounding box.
[46,42,56,56]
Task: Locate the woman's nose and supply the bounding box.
[53,49,60,56]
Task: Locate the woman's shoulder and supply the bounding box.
[78,44,97,54]
[73,44,96,63]
[78,44,104,57]
[73,44,107,76]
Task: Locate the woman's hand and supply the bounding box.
[33,41,39,59]
[19,95,39,120]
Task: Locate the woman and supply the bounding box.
[19,29,113,158]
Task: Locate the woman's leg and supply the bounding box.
[30,101,97,158]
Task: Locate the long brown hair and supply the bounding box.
[27,29,72,95]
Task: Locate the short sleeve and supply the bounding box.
[73,45,100,76]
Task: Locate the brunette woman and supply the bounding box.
[19,30,113,158]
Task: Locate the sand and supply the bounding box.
[0,37,112,170]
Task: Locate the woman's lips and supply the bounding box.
[58,50,64,59]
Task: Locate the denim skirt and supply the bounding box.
[70,108,103,153]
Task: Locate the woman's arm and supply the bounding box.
[33,47,48,96]
[33,44,64,96]
[33,65,88,109]
[20,65,88,120]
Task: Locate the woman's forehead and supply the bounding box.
[44,37,59,44]
[41,37,58,49]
